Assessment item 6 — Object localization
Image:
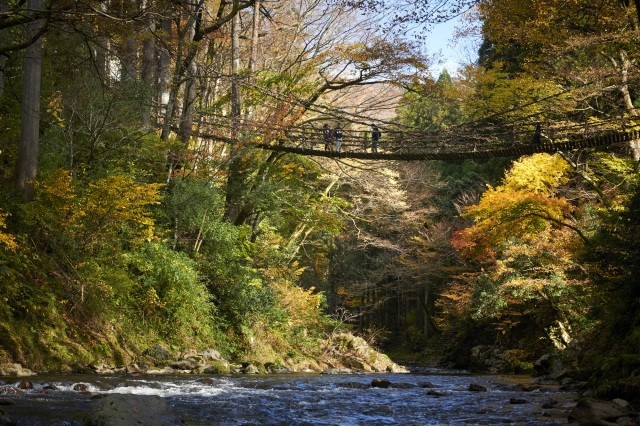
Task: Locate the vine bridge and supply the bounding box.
[196,117,640,161]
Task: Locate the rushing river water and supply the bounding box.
[1,370,578,425]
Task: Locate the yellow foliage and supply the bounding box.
[503,154,571,194]
[276,281,324,329]
[0,211,17,250]
[23,169,163,250]
[454,154,577,260]
[83,175,163,245]
[46,91,65,128]
[23,169,84,233]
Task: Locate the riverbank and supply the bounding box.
[0,332,407,378]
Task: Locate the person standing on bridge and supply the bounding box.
[371,124,381,153]
[334,124,344,153]
[323,124,332,151]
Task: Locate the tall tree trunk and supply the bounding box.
[141,0,156,130]
[246,0,260,119]
[16,0,44,197]
[0,0,8,97]
[230,6,241,127]
[157,18,172,118]
[178,5,199,144]
[617,51,637,116]
[607,50,639,160]
[224,4,245,223]
[249,0,260,75]
[179,59,197,143]
[93,1,111,85]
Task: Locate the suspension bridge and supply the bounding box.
[194,117,640,161]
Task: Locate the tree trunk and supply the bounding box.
[178,59,197,143]
[618,51,637,116]
[224,4,245,223]
[246,0,260,119]
[249,0,260,75]
[16,0,44,197]
[178,5,199,144]
[0,0,8,97]
[157,18,172,118]
[141,0,157,130]
[230,6,241,127]
[94,1,111,85]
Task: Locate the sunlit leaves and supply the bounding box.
[453,154,576,260]
[83,174,163,247]
[503,153,571,193]
[459,64,576,123]
[0,211,17,250]
[21,169,163,254]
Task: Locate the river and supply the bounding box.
[1,370,577,425]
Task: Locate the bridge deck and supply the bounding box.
[255,129,640,161]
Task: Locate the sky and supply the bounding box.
[423,14,480,77]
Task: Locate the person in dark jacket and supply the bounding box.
[323,124,333,151]
[371,125,381,153]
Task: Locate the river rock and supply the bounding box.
[84,394,181,426]
[170,359,199,371]
[468,383,487,392]
[568,397,638,424]
[613,398,631,408]
[320,333,408,374]
[145,366,176,374]
[343,357,369,372]
[337,382,369,389]
[321,367,352,374]
[123,364,142,376]
[387,363,409,373]
[202,360,231,374]
[143,345,172,363]
[371,378,391,388]
[390,383,414,389]
[200,349,223,361]
[17,380,32,390]
[242,364,260,374]
[73,383,90,392]
[264,363,290,374]
[90,364,125,375]
[0,407,14,426]
[541,398,558,409]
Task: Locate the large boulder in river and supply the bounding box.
[568,398,637,424]
[320,333,408,373]
[84,394,181,426]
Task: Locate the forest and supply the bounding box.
[0,0,639,401]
